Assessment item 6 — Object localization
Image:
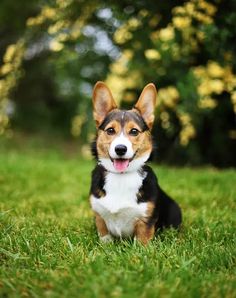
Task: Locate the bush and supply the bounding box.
[0,0,236,166]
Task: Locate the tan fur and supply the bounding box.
[94,212,109,237]
[134,83,157,129]
[125,119,152,158]
[92,82,117,127]
[134,202,155,245]
[96,118,152,159]
[134,220,155,245]
[96,120,121,157]
[146,201,155,217]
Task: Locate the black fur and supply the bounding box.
[90,164,106,198]
[138,165,182,230]
[99,110,149,132]
[91,137,98,159]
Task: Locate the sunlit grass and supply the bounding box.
[0,137,235,297]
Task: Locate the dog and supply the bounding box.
[89,81,182,245]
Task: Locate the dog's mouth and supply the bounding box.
[109,151,137,172]
[113,159,130,172]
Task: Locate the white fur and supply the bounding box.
[99,153,150,173]
[100,234,113,243]
[109,133,133,159]
[91,170,148,238]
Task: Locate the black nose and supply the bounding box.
[115,145,127,156]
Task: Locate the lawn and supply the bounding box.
[0,136,235,298]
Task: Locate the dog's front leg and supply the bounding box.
[95,212,113,243]
[134,220,155,245]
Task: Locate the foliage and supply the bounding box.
[0,139,235,297]
[0,0,236,166]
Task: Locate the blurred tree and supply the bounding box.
[0,0,236,166]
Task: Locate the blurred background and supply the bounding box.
[0,0,235,167]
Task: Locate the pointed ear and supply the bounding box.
[134,83,157,129]
[92,81,117,127]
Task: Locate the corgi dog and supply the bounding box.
[90,82,182,245]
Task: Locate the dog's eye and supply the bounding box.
[129,128,139,136]
[106,127,116,135]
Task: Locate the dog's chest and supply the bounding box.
[91,171,147,237]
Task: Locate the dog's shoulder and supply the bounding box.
[138,165,159,202]
[90,164,106,198]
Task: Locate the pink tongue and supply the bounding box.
[113,159,129,172]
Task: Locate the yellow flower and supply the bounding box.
[110,62,127,76]
[161,120,170,129]
[224,67,236,91]
[127,17,141,30]
[158,86,179,108]
[180,124,196,146]
[42,7,57,19]
[150,31,159,42]
[185,2,195,15]
[197,80,211,96]
[209,79,224,94]
[114,26,132,44]
[110,51,132,76]
[160,111,171,129]
[0,63,12,75]
[56,0,72,9]
[172,6,186,15]
[231,91,236,104]
[71,115,85,137]
[198,0,217,16]
[26,15,44,27]
[138,9,149,18]
[194,12,213,24]
[198,97,217,109]
[145,49,161,60]
[57,33,69,42]
[193,66,207,78]
[168,86,179,99]
[179,113,191,125]
[49,40,64,52]
[173,16,191,29]
[196,31,205,42]
[123,49,134,60]
[48,21,66,34]
[105,76,126,103]
[3,45,17,63]
[159,26,174,41]
[207,61,225,78]
[160,111,169,122]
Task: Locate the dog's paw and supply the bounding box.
[100,234,113,243]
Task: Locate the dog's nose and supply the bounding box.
[115,145,127,156]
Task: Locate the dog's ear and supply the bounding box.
[134,83,157,129]
[92,81,117,127]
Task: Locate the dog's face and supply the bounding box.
[92,82,157,173]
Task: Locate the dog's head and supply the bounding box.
[92,81,157,173]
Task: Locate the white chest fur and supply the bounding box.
[91,170,148,237]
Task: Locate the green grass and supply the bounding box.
[0,137,236,298]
